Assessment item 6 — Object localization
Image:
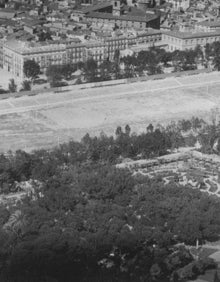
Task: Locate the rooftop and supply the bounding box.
[163,30,220,39]
[4,40,67,54]
[81,1,112,14]
[86,10,159,22]
[196,20,220,27]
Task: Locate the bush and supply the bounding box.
[51,81,68,87]
[0,88,8,94]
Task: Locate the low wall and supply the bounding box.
[0,68,214,101]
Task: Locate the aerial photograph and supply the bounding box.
[1,0,220,281]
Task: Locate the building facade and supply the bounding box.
[84,0,160,30]
[2,29,162,79]
[162,30,220,51]
[86,11,160,30]
[195,20,220,33]
[3,41,68,79]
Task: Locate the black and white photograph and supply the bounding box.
[0,0,220,281]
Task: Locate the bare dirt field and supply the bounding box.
[1,72,220,152]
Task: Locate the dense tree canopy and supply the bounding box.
[23,60,40,80]
[0,122,218,281]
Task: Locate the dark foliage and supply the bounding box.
[23,60,40,81]
[0,125,218,281]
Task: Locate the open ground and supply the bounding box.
[0,68,23,90]
[1,71,220,152]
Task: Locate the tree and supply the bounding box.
[213,55,220,71]
[125,124,131,136]
[165,122,184,150]
[113,49,121,79]
[174,206,202,244]
[84,58,98,82]
[23,60,40,81]
[8,79,17,93]
[147,124,154,133]
[77,61,84,70]
[0,88,8,94]
[20,80,31,92]
[160,50,172,67]
[194,45,204,66]
[62,63,77,80]
[204,43,212,67]
[121,55,136,78]
[115,126,123,137]
[99,60,113,81]
[46,65,63,87]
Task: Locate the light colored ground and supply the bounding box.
[0,68,22,90]
[1,72,220,152]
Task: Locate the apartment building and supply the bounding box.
[162,30,220,51]
[2,29,162,79]
[85,0,160,30]
[3,40,69,79]
[86,11,160,30]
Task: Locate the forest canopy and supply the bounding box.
[0,122,219,282]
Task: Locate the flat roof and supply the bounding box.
[196,20,220,27]
[162,30,220,39]
[81,2,112,14]
[86,11,158,23]
[4,40,67,55]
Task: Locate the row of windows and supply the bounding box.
[185,37,220,45]
[164,35,220,45]
[91,18,146,28]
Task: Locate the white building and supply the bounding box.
[162,30,220,51]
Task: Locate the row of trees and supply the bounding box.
[44,41,220,86]
[4,40,220,94]
[0,122,188,192]
[120,42,220,76]
[3,40,220,94]
[0,117,218,194]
